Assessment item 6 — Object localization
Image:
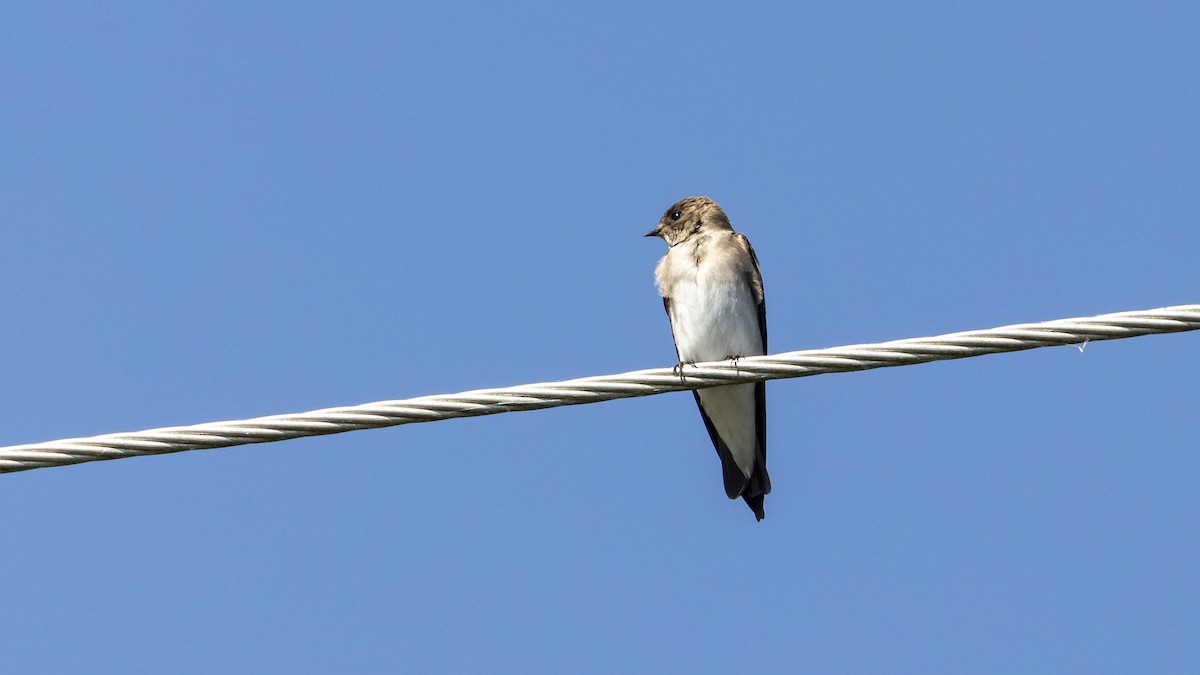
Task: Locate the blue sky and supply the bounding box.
[2,2,1197,672]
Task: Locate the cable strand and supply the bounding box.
[2,304,1196,474]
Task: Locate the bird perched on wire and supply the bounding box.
[645,196,771,520]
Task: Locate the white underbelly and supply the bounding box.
[670,278,762,363]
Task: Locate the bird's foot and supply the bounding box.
[673,360,695,380]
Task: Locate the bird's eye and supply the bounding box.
[670,210,682,221]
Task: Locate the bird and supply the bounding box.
[645,196,771,520]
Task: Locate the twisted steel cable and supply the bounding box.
[2,304,1197,474]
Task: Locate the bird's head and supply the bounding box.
[644,196,731,246]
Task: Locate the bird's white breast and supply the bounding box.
[655,235,763,363]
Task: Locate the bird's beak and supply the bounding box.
[644,226,660,238]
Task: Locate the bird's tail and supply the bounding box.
[742,493,765,521]
[741,458,771,521]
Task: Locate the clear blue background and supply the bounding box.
[2,2,1197,672]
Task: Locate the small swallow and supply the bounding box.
[646,197,771,520]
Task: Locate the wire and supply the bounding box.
[2,304,1197,474]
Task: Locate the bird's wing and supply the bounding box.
[735,233,767,353]
[735,233,768,467]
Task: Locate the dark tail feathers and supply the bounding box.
[742,493,765,521]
